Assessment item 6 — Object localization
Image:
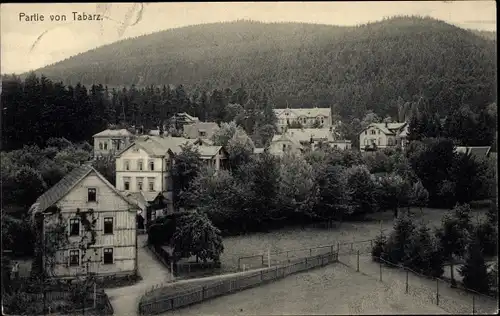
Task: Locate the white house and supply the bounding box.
[274,107,333,131]
[269,133,304,157]
[359,122,408,151]
[28,164,139,279]
[115,135,227,222]
[93,129,135,157]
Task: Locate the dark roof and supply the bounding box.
[32,164,93,214]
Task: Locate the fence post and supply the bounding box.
[356,250,360,272]
[379,259,382,281]
[436,279,439,306]
[260,270,263,281]
[202,286,205,300]
[405,270,409,294]
[238,257,241,270]
[261,254,264,267]
[330,245,333,254]
[472,294,475,314]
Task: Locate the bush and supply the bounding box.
[371,233,387,262]
[459,237,492,294]
[384,214,416,264]
[404,223,444,277]
[475,220,498,257]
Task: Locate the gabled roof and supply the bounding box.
[93,129,133,138]
[167,145,227,159]
[115,136,198,157]
[360,122,407,136]
[286,128,335,143]
[183,122,220,139]
[271,133,304,149]
[274,107,331,118]
[29,164,138,219]
[455,146,491,157]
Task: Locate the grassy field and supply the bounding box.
[164,263,450,316]
[218,207,488,273]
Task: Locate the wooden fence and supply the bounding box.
[138,251,339,315]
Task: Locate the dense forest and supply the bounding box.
[18,16,496,120]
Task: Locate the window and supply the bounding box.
[371,130,376,135]
[103,248,113,264]
[378,130,381,135]
[104,143,108,150]
[69,218,80,236]
[149,160,155,171]
[124,177,130,190]
[117,142,121,151]
[103,217,113,234]
[137,177,143,191]
[99,142,103,150]
[282,144,286,151]
[138,160,143,171]
[87,188,97,202]
[148,178,155,192]
[124,160,130,171]
[69,249,80,266]
[365,131,367,135]
[378,138,381,145]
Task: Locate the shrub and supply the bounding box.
[475,220,498,257]
[384,214,416,264]
[459,237,492,294]
[371,233,387,262]
[404,223,444,277]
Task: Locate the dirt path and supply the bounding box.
[105,235,174,316]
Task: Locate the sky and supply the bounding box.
[0,1,497,74]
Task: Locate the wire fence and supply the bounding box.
[236,239,374,270]
[139,251,339,315]
[338,252,498,315]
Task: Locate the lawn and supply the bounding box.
[163,263,450,315]
[218,207,488,273]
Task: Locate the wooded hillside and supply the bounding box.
[26,16,496,119]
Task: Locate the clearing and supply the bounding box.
[219,207,488,272]
[163,263,449,315]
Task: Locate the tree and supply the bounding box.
[172,210,224,263]
[226,126,255,169]
[91,154,116,185]
[459,237,492,294]
[361,110,381,129]
[278,152,317,221]
[409,181,429,214]
[404,222,444,277]
[12,166,47,209]
[211,121,238,147]
[315,164,351,223]
[450,152,490,204]
[374,173,411,218]
[172,144,202,209]
[384,213,416,264]
[344,165,378,217]
[436,203,474,286]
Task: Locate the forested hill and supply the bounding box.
[28,16,496,118]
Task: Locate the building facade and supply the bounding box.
[115,135,227,222]
[359,122,408,151]
[29,164,139,279]
[93,129,135,157]
[274,107,333,131]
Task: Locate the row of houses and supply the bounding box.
[28,107,491,281]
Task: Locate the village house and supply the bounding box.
[359,122,408,151]
[274,107,334,131]
[28,164,139,279]
[92,129,135,157]
[269,133,304,156]
[455,146,491,158]
[285,128,352,151]
[183,121,220,140]
[115,135,228,225]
